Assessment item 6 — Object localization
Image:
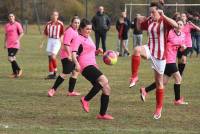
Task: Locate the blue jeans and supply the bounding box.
[192,34,200,55]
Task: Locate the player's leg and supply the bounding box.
[8,48,22,77]
[172,71,188,105]
[96,75,113,120]
[177,49,187,76]
[48,58,74,97]
[67,70,81,96]
[140,75,169,102]
[81,66,103,113]
[153,70,164,119]
[129,45,149,88]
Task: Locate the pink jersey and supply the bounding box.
[182,23,194,48]
[4,21,23,49]
[166,30,186,63]
[141,16,172,60]
[71,34,97,72]
[60,26,78,59]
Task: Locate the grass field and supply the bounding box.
[0,25,200,134]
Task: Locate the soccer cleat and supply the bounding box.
[129,76,138,88]
[153,107,162,120]
[45,74,56,80]
[81,97,89,113]
[174,97,188,105]
[48,88,56,97]
[16,69,23,77]
[67,91,81,96]
[96,114,114,120]
[140,87,147,102]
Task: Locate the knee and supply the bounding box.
[60,73,67,79]
[8,56,15,62]
[133,46,141,55]
[99,77,111,95]
[175,76,182,84]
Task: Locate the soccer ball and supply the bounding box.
[103,50,118,65]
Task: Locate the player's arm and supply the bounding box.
[40,35,47,48]
[64,44,72,60]
[40,24,48,48]
[72,52,80,72]
[159,10,178,28]
[18,32,24,41]
[188,21,200,31]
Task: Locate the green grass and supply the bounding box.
[0,25,200,134]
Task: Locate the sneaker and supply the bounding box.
[153,107,162,120]
[45,74,56,80]
[174,97,188,105]
[16,69,23,77]
[81,97,89,113]
[96,114,114,120]
[140,87,147,102]
[129,76,138,88]
[67,91,81,96]
[48,88,56,97]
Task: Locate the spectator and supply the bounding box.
[116,11,131,56]
[131,14,143,47]
[91,6,111,54]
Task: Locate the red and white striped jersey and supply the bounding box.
[141,16,172,60]
[44,20,64,39]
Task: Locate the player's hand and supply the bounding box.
[68,56,72,61]
[158,9,164,16]
[180,45,187,51]
[4,45,6,49]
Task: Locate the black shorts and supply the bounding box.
[164,63,178,77]
[8,48,18,57]
[177,47,192,58]
[61,58,75,74]
[82,65,103,85]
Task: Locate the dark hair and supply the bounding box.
[80,18,91,29]
[71,15,80,23]
[150,2,159,9]
[176,17,183,23]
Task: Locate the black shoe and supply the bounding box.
[45,74,56,80]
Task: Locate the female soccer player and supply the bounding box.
[129,2,178,119]
[41,11,64,79]
[4,13,24,78]
[71,18,114,120]
[140,19,188,105]
[48,16,81,97]
[177,13,200,76]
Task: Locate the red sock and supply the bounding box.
[48,59,54,73]
[52,58,57,72]
[131,55,140,78]
[156,89,164,109]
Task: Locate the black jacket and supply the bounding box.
[91,12,111,32]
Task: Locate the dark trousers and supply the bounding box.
[95,31,107,52]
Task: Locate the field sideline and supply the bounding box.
[0,25,200,134]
